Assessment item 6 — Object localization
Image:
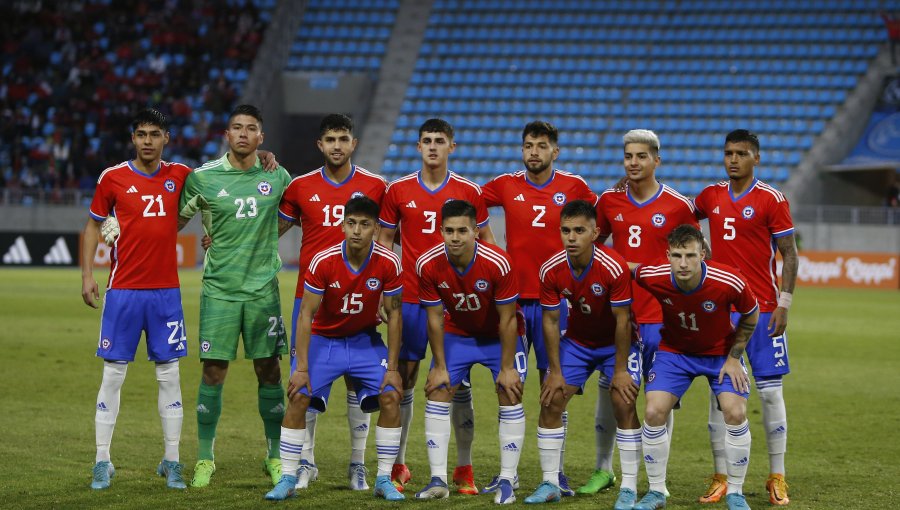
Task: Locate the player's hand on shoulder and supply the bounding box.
[539,370,567,407]
[287,369,311,399]
[82,276,100,309]
[259,150,279,172]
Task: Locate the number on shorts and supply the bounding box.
[267,316,285,336]
[166,320,186,344]
[628,351,640,374]
[514,351,528,375]
[772,335,785,358]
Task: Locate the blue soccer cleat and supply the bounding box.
[265,474,298,500]
[91,461,115,490]
[614,488,638,510]
[482,474,520,493]
[634,490,667,510]
[374,475,405,501]
[156,459,186,489]
[415,476,450,499]
[558,472,575,497]
[726,493,752,510]
[523,481,561,504]
[494,478,517,505]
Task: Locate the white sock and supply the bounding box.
[95,361,127,463]
[559,411,568,472]
[594,378,616,471]
[451,386,475,466]
[616,427,642,492]
[301,411,317,465]
[375,426,402,477]
[666,409,675,445]
[397,389,414,464]
[424,400,451,481]
[537,426,564,484]
[347,392,370,465]
[498,404,526,481]
[156,361,183,462]
[708,389,727,474]
[642,423,669,493]
[757,380,787,475]
[725,421,751,495]
[280,426,305,476]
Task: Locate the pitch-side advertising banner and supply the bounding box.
[779,251,899,289]
[80,234,197,268]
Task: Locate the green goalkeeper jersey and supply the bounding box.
[179,153,292,301]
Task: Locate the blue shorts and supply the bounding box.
[560,337,642,391]
[437,333,528,388]
[292,329,397,413]
[732,311,790,378]
[519,298,568,371]
[639,322,663,379]
[97,288,187,362]
[399,302,429,361]
[646,350,750,399]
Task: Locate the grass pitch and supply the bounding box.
[0,268,898,509]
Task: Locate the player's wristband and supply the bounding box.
[777,292,793,309]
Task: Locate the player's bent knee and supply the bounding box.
[379,389,401,408]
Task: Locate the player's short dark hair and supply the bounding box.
[725,129,760,152]
[522,120,558,145]
[132,108,169,132]
[418,118,454,140]
[560,200,596,222]
[344,196,380,220]
[229,104,263,125]
[319,114,354,138]
[441,199,476,225]
[667,224,706,250]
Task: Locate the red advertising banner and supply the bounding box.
[80,234,198,268]
[778,251,899,289]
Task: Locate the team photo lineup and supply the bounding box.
[79,104,801,510]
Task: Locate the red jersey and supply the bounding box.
[539,245,634,348]
[379,171,490,303]
[694,179,794,313]
[88,160,191,290]
[596,183,699,324]
[278,165,387,297]
[303,241,402,338]
[482,169,598,299]
[633,261,758,356]
[417,241,518,338]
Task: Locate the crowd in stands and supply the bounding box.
[0,0,269,201]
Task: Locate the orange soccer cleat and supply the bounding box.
[390,463,411,492]
[699,473,728,504]
[452,464,478,495]
[766,473,790,506]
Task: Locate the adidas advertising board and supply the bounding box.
[1,232,77,266]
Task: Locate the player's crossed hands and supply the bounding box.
[287,369,312,400]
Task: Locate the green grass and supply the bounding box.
[1,268,898,509]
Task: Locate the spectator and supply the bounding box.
[882,11,900,66]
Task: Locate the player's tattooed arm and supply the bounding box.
[769,234,799,336]
[278,217,296,237]
[720,307,758,394]
[539,307,566,407]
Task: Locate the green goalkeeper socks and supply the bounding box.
[197,382,223,461]
[258,384,285,459]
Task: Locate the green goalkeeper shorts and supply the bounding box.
[198,288,287,361]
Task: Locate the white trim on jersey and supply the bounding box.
[448,171,483,193]
[706,267,746,293]
[638,264,672,279]
[308,244,343,273]
[661,184,696,213]
[415,243,446,276]
[355,166,389,184]
[593,247,625,279]
[756,181,788,202]
[539,251,568,281]
[373,243,403,274]
[385,172,419,192]
[195,155,225,172]
[477,243,511,274]
[96,161,130,184]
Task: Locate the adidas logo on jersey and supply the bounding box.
[329,281,341,288]
[614,213,624,222]
[165,401,183,410]
[126,185,138,194]
[712,206,720,215]
[97,402,109,412]
[426,439,438,449]
[309,194,321,202]
[438,281,450,289]
[562,288,572,296]
[406,200,417,208]
[775,359,785,368]
[662,298,674,306]
[2,236,32,264]
[514,194,525,201]
[44,237,72,265]
[217,188,229,198]
[502,442,518,452]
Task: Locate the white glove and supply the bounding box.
[101,217,120,246]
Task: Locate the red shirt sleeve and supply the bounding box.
[472,189,490,228]
[417,264,441,305]
[481,176,502,208]
[494,262,519,304]
[89,177,114,220]
[734,274,759,315]
[278,180,300,222]
[768,198,795,238]
[378,185,401,228]
[609,262,633,307]
[539,267,561,308]
[693,188,709,220]
[303,263,326,295]
[596,195,612,237]
[384,259,403,296]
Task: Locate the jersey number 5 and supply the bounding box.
[723,217,736,240]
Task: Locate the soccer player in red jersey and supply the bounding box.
[631,225,758,510]
[585,129,699,495]
[694,130,799,505]
[265,197,406,502]
[522,200,641,507]
[81,109,191,490]
[278,114,387,490]
[481,121,597,496]
[377,119,494,493]
[413,200,525,504]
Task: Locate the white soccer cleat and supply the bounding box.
[348,462,369,490]
[295,460,318,489]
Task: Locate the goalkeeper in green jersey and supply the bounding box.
[178,104,293,488]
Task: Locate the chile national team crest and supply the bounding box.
[201,341,211,352]
[590,283,606,296]
[475,279,490,292]
[100,338,111,350]
[257,181,272,196]
[366,277,382,291]
[553,192,567,205]
[742,205,755,219]
[701,300,717,312]
[351,191,365,199]
[164,179,177,193]
[651,213,666,227]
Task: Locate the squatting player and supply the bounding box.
[414,199,525,505]
[694,130,799,505]
[178,104,292,488]
[631,225,758,510]
[265,197,406,502]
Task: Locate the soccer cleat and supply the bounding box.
[766,474,790,506]
[576,469,616,494]
[558,472,575,497]
[91,461,115,490]
[263,457,282,486]
[453,464,478,495]
[295,460,318,489]
[156,459,186,489]
[633,490,667,510]
[726,493,752,510]
[698,473,727,503]
[374,475,406,501]
[391,463,411,491]
[482,474,520,493]
[614,488,638,510]
[265,474,298,500]
[523,481,561,504]
[415,476,450,499]
[494,478,517,505]
[190,459,216,488]
[348,462,369,490]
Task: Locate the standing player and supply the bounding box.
[585,129,699,496]
[81,109,189,490]
[694,130,799,505]
[265,197,406,502]
[278,114,387,490]
[178,104,293,488]
[377,118,495,494]
[632,225,758,510]
[481,121,597,496]
[523,200,642,508]
[414,200,526,505]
